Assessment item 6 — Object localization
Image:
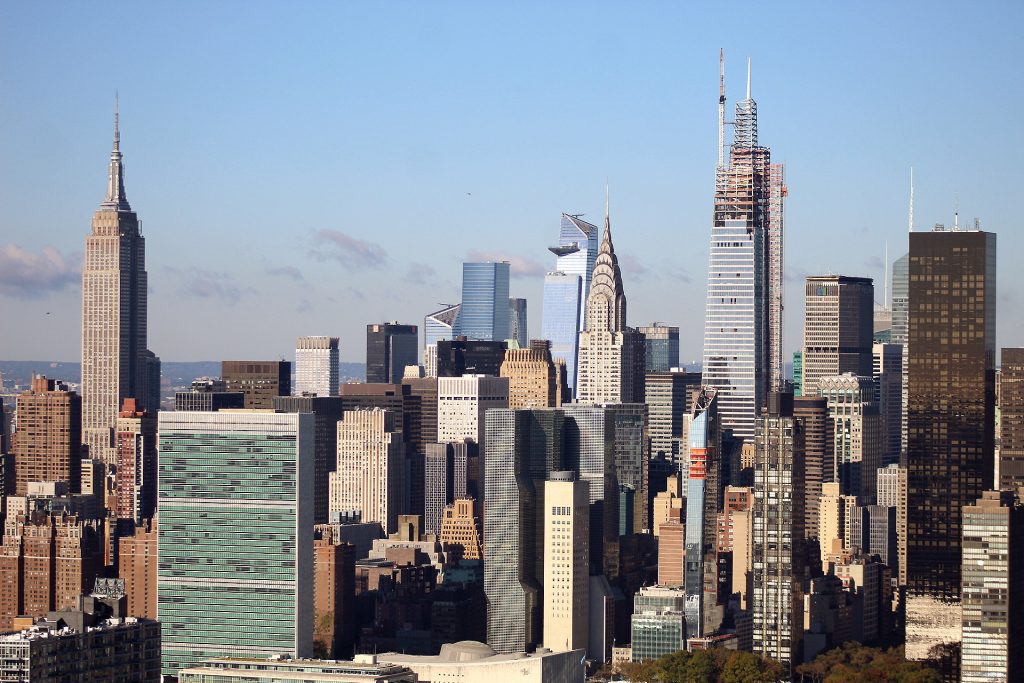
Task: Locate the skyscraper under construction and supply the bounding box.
[701,53,786,440]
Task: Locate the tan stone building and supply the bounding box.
[330,409,403,534]
[499,342,562,409]
[12,376,81,495]
[439,498,482,561]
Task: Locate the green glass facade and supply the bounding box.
[157,411,314,676]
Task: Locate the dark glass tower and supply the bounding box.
[905,227,996,661]
[366,323,418,383]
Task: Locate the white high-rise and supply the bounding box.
[294,336,339,397]
[437,375,509,453]
[82,103,159,465]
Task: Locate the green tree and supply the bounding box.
[720,651,783,683]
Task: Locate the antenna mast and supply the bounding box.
[908,167,914,233]
[884,240,889,308]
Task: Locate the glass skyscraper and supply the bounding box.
[456,262,510,342]
[701,63,784,441]
[157,411,314,676]
[684,387,721,640]
[541,214,599,393]
[542,273,582,388]
[638,324,680,373]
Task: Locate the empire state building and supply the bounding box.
[81,103,159,466]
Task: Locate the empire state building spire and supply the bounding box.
[101,95,131,211]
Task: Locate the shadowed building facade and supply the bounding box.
[905,228,996,663]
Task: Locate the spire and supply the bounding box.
[585,185,626,332]
[908,167,914,233]
[732,55,757,149]
[746,56,751,100]
[101,94,131,212]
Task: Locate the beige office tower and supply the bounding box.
[500,342,561,409]
[731,508,753,609]
[801,276,874,398]
[819,374,881,501]
[543,473,589,654]
[877,464,908,585]
[329,409,403,534]
[437,375,509,452]
[652,475,684,537]
[575,205,644,405]
[81,105,159,466]
[295,336,340,397]
[818,482,860,570]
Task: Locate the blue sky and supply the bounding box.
[1,1,1021,363]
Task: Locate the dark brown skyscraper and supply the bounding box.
[312,526,356,659]
[795,395,832,543]
[13,376,82,495]
[221,360,291,409]
[905,227,996,662]
[999,348,1024,489]
[366,323,418,383]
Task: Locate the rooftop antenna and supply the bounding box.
[954,193,960,230]
[908,167,914,233]
[113,91,120,151]
[718,49,726,168]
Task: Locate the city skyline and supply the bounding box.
[2,3,1022,363]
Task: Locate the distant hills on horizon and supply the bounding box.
[0,360,367,391]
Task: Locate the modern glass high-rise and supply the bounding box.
[456,262,510,342]
[891,252,910,460]
[508,298,528,347]
[294,336,339,397]
[542,214,599,393]
[423,304,460,376]
[541,273,583,389]
[638,324,680,373]
[684,387,722,640]
[701,64,784,441]
[890,253,909,345]
[630,586,687,662]
[905,227,996,662]
[872,343,903,468]
[484,408,566,654]
[157,411,314,675]
[366,323,418,383]
[82,105,160,465]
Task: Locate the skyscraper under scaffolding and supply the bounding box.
[701,53,786,440]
